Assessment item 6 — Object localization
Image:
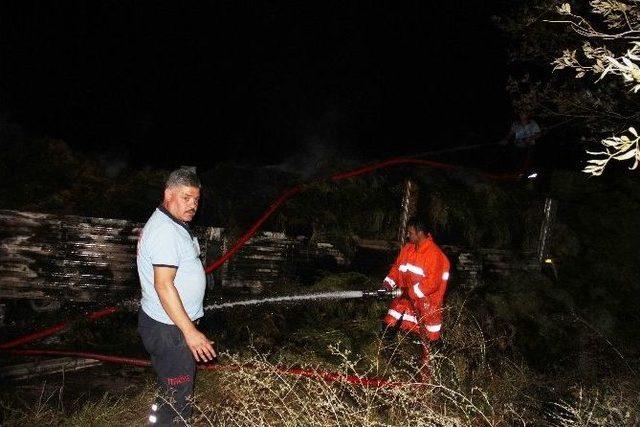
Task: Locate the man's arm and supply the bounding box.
[382,250,403,291]
[154,266,216,362]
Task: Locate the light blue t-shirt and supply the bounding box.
[137,206,206,324]
[511,120,541,147]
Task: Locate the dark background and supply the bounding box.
[0,1,511,169]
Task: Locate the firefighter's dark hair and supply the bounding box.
[406,217,429,234]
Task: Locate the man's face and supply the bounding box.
[164,185,200,223]
[406,226,422,244]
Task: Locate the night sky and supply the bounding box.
[1,1,511,169]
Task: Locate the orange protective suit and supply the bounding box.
[382,235,450,342]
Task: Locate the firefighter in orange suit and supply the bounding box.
[381,217,450,377]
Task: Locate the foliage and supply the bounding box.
[497,0,640,175]
[0,136,167,221]
[0,131,542,256]
[546,170,640,355]
[413,170,540,250]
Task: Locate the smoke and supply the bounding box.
[103,158,128,179]
[267,135,353,179]
[97,149,130,179]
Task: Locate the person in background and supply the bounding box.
[502,111,541,177]
[137,167,216,425]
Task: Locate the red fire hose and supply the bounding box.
[6,348,152,367]
[204,185,303,273]
[0,307,119,350]
[7,348,401,388]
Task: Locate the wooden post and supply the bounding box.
[537,197,557,264]
[398,179,419,246]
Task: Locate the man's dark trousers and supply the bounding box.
[138,310,196,425]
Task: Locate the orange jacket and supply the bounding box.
[383,235,450,339]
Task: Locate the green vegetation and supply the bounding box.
[0,137,166,222]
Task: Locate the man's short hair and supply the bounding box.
[165,167,201,189]
[406,217,429,234]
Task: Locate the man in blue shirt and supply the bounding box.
[137,167,215,425]
[502,111,542,178]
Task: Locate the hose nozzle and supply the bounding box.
[361,288,401,299]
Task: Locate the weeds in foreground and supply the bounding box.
[191,344,494,426]
[2,292,639,426]
[2,342,638,426]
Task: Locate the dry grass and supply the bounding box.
[0,380,156,426]
[2,342,638,426]
[191,346,492,426]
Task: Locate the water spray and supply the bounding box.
[204,288,401,311]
